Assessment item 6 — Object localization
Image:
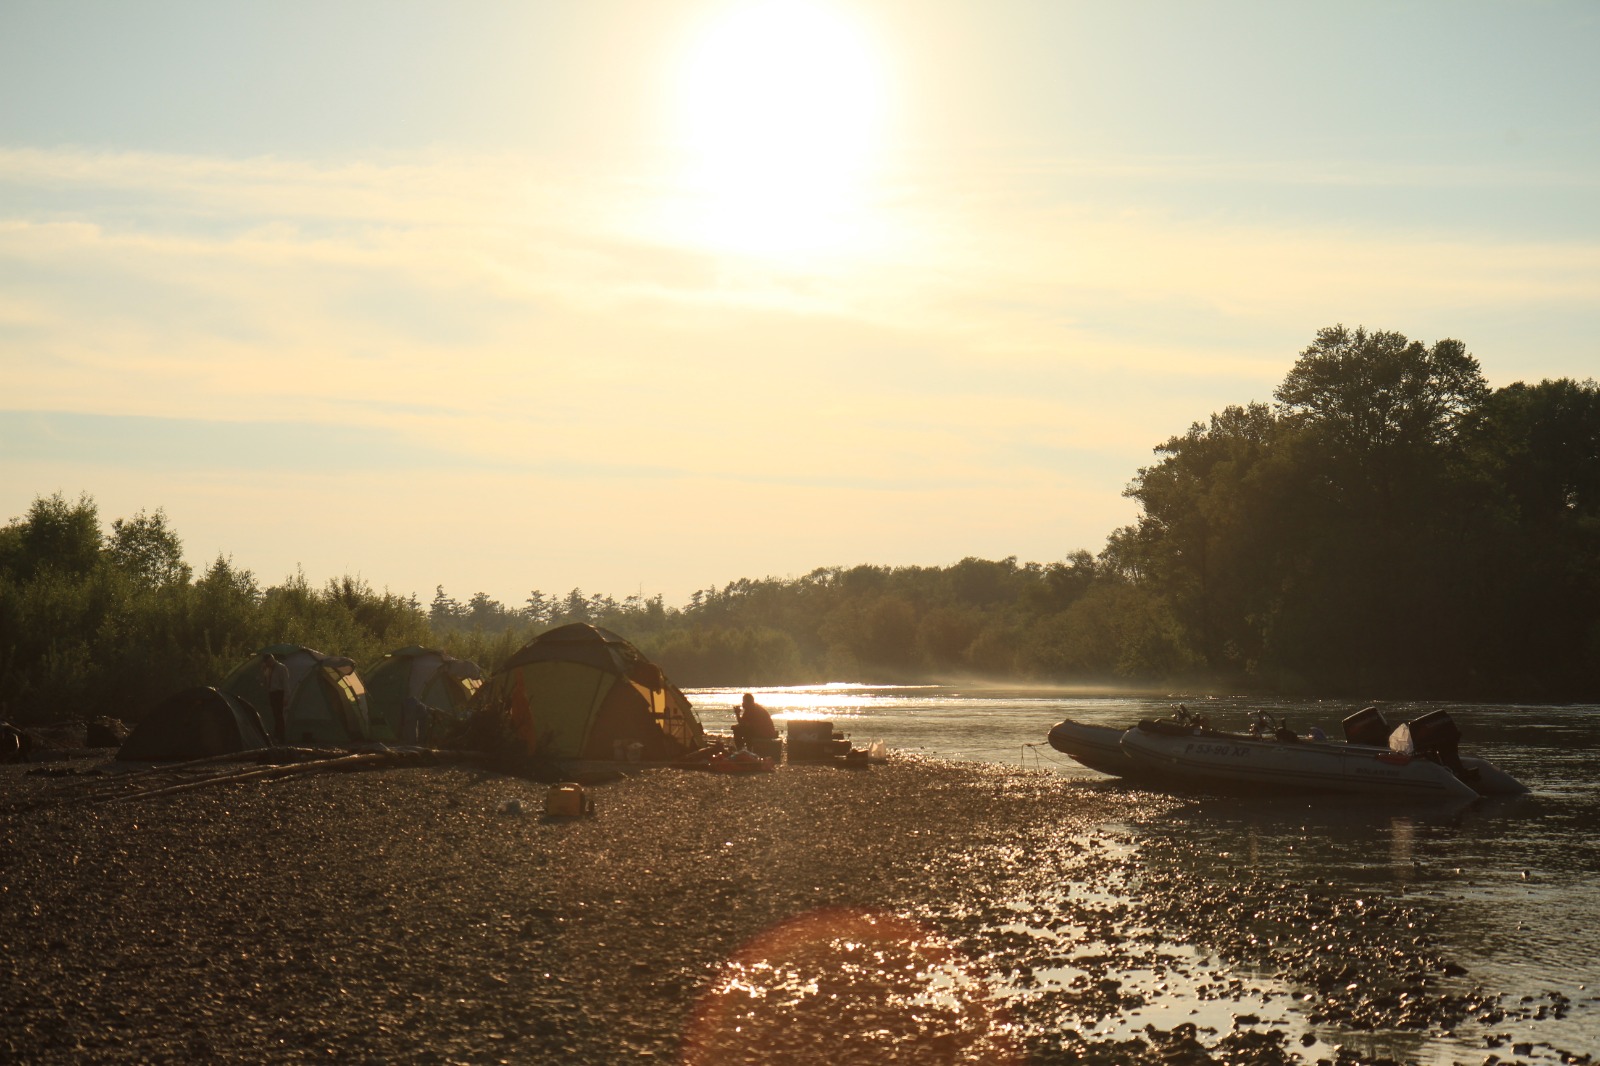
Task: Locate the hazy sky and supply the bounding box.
[3,0,1597,609]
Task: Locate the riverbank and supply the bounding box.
[0,751,1578,1065]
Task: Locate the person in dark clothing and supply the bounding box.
[262,654,290,744]
[401,696,431,746]
[733,692,778,750]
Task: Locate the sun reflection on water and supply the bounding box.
[683,907,1020,1065]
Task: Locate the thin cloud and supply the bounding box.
[4,143,1598,604]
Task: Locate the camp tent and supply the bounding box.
[471,623,704,761]
[220,644,372,746]
[364,646,483,741]
[118,686,272,761]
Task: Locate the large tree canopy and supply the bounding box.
[1274,325,1489,454]
[1114,326,1597,696]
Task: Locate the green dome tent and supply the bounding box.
[364,646,483,742]
[470,623,704,761]
[118,686,272,761]
[220,644,372,746]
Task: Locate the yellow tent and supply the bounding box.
[472,624,703,760]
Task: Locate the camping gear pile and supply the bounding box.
[708,748,776,773]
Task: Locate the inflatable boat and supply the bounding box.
[1048,706,1526,801]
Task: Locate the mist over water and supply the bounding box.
[688,686,1600,1063]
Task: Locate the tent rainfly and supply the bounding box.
[220,644,372,746]
[364,646,483,741]
[118,686,272,761]
[470,623,704,761]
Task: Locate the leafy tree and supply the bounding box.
[1466,377,1600,524]
[1457,377,1600,695]
[190,554,262,669]
[429,585,460,628]
[9,358,1600,722]
[524,590,552,626]
[947,557,1015,607]
[1116,402,1290,677]
[7,492,102,578]
[464,592,506,631]
[915,606,981,670]
[0,520,21,577]
[195,554,259,604]
[1103,328,1597,695]
[858,594,919,676]
[1275,325,1488,453]
[559,588,590,623]
[323,576,429,653]
[646,625,803,687]
[1275,325,1488,525]
[106,508,191,587]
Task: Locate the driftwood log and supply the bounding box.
[111,751,392,803]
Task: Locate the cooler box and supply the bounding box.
[787,720,833,761]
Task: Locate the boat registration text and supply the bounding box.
[1184,742,1250,758]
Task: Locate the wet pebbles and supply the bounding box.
[0,755,1586,1064]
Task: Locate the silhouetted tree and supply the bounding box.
[106,508,191,587]
[4,492,102,578]
[429,585,460,628]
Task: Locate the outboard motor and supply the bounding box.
[1342,706,1390,747]
[1405,710,1469,779]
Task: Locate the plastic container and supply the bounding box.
[544,782,592,818]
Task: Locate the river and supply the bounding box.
[686,685,1600,1065]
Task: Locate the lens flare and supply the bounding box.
[683,907,1021,1065]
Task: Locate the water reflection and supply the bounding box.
[1123,788,1599,1062]
[680,687,1600,1062]
[1389,814,1418,878]
[683,907,1021,1066]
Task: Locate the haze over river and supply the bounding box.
[689,686,1600,1065]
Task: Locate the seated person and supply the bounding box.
[732,692,778,749]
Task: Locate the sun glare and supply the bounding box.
[667,0,891,260]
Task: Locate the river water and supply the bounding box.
[687,685,1600,1065]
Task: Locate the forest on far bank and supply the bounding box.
[3,324,1597,724]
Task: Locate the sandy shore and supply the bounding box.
[0,750,1566,1065]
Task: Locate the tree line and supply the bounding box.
[3,324,1596,723]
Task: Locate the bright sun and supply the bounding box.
[668,0,890,260]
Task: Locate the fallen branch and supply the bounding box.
[112,746,318,779]
[113,751,391,803]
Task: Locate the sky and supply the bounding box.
[2,0,1597,610]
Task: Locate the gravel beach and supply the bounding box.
[0,749,1581,1065]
